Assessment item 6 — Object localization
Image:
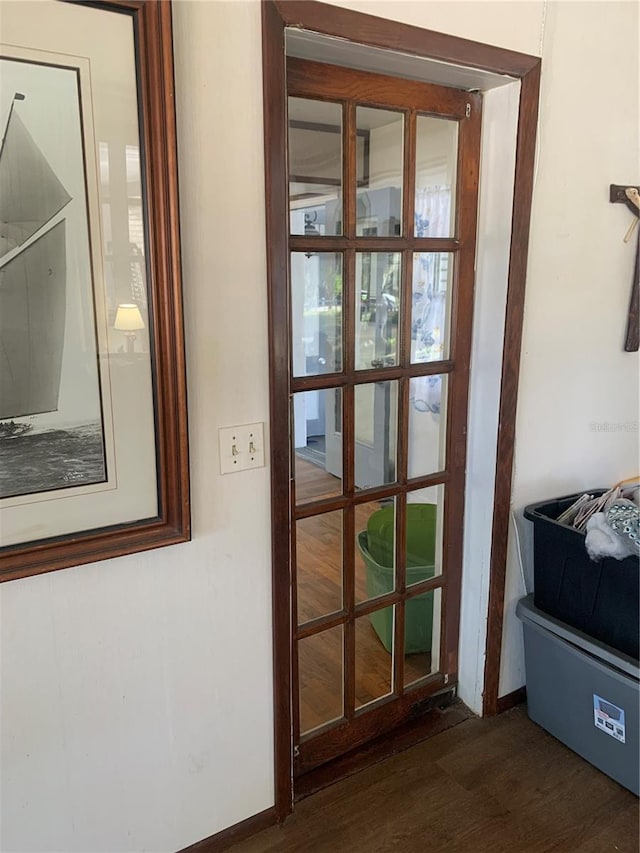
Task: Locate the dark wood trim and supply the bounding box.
[342,102,356,716]
[291,499,301,746]
[624,233,639,352]
[344,504,356,720]
[138,0,190,546]
[275,1,539,78]
[261,0,294,822]
[263,0,541,817]
[294,471,451,520]
[0,0,190,582]
[295,696,469,800]
[296,677,450,774]
[287,56,470,118]
[296,575,447,639]
[496,686,527,714]
[177,807,277,853]
[291,359,455,393]
[289,236,460,252]
[441,92,482,680]
[482,61,541,716]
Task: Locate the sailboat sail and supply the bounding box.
[0,91,71,422]
[0,104,71,255]
[0,220,67,419]
[0,60,110,506]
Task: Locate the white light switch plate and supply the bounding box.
[219,422,265,474]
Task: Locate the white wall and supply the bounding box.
[1,1,638,850]
[498,0,640,694]
[1,2,273,851]
[322,0,546,55]
[458,81,520,711]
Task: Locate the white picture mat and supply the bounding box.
[0,1,158,547]
[0,50,117,505]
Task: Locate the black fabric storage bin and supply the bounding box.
[524,492,639,660]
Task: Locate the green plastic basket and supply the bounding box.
[357,503,436,653]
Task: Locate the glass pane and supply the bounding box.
[293,389,342,504]
[296,511,343,625]
[298,626,344,735]
[415,116,458,238]
[406,485,444,585]
[291,252,342,378]
[355,253,401,370]
[289,97,342,237]
[404,587,442,687]
[354,380,398,490]
[411,252,453,364]
[355,606,394,710]
[354,498,395,604]
[408,375,447,477]
[356,107,403,237]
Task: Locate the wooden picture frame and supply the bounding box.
[0,0,190,582]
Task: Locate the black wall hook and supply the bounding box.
[610,184,640,216]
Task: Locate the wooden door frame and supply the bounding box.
[262,0,541,820]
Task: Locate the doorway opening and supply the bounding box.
[262,0,541,819]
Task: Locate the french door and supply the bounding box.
[283,58,482,776]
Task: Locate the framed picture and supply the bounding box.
[0,0,190,582]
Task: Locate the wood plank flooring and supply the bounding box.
[229,705,640,852]
[294,453,342,504]
[294,457,433,734]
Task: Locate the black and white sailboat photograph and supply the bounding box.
[0,56,107,500]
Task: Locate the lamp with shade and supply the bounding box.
[114,303,145,353]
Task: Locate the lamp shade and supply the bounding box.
[114,303,145,331]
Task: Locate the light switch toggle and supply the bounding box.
[219,422,265,474]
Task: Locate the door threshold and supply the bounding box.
[294,695,472,801]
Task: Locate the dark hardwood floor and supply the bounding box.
[229,706,639,852]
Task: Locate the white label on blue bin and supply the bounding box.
[593,694,626,743]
